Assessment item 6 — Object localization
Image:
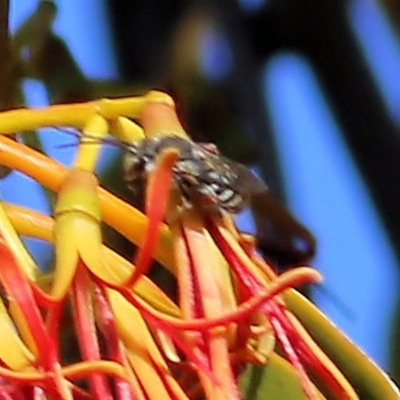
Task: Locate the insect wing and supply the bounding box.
[223,159,269,196]
[220,158,316,266]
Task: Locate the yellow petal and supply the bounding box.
[108,116,144,142]
[108,290,189,400]
[53,168,101,299]
[73,114,109,172]
[0,298,36,370]
[7,301,38,358]
[0,201,38,281]
[140,91,187,139]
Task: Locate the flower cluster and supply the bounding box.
[0,91,396,399]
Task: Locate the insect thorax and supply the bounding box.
[123,135,246,214]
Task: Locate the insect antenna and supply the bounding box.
[53,126,138,154]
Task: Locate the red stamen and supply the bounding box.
[206,220,320,399]
[125,149,180,288]
[92,283,135,400]
[72,262,113,399]
[268,307,318,400]
[0,235,68,397]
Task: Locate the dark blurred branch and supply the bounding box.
[0,0,18,178]
[0,0,16,111]
[380,0,400,34]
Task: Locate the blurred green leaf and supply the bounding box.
[285,290,400,400]
[240,353,325,400]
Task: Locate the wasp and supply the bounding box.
[121,134,316,265]
[122,135,268,214]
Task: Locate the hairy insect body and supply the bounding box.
[123,135,251,213]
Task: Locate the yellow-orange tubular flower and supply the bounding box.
[0,91,374,400]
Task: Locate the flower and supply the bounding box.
[0,91,397,399]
